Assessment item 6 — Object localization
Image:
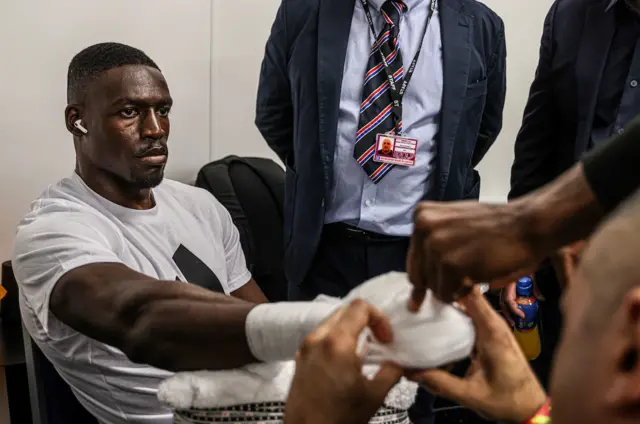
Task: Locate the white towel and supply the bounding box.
[158,361,417,411]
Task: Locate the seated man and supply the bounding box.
[13,42,476,424]
[12,42,275,424]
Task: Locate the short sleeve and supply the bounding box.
[12,209,123,335]
[212,202,252,292]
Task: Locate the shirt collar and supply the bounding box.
[369,0,425,12]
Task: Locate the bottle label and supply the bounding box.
[514,298,538,332]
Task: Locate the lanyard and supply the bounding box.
[360,0,436,133]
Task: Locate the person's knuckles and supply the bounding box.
[319,330,359,360]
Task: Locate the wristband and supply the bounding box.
[522,399,551,424]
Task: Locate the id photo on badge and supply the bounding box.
[374,134,418,166]
[376,136,395,157]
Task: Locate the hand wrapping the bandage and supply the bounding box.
[285,300,403,424]
[408,286,548,424]
[245,272,475,369]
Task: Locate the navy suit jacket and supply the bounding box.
[256,0,506,287]
[510,0,616,199]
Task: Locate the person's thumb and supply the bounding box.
[408,368,470,405]
[367,362,403,402]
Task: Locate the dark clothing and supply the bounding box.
[293,223,410,300]
[510,0,640,388]
[294,225,435,424]
[592,1,640,144]
[510,0,640,199]
[530,267,564,390]
[256,0,507,291]
[584,114,640,212]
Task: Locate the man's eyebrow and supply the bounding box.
[110,97,173,107]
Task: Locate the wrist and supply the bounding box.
[520,398,551,424]
[245,301,339,362]
[516,168,592,258]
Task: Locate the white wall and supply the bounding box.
[0,0,553,261]
[477,0,554,202]
[208,0,555,203]
[0,0,212,260]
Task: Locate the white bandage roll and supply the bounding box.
[245,272,475,368]
[245,301,339,362]
[344,272,475,368]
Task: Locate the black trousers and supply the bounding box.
[530,265,563,390]
[290,224,435,424]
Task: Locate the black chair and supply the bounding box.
[23,329,99,424]
[3,261,100,424]
[195,155,287,302]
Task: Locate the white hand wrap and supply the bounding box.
[244,301,339,362]
[245,272,475,368]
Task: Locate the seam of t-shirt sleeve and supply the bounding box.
[225,270,252,293]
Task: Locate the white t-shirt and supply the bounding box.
[12,172,252,424]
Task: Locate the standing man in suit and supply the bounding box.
[256,1,505,421]
[256,0,506,299]
[507,0,640,388]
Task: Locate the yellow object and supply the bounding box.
[0,284,6,300]
[513,325,542,361]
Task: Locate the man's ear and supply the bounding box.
[605,287,640,409]
[65,104,84,136]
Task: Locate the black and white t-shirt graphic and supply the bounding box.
[173,244,224,293]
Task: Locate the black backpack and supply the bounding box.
[195,155,287,302]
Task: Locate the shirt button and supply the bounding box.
[618,128,625,135]
[364,199,372,207]
[631,80,638,88]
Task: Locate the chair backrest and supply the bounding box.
[7,261,100,424]
[195,155,287,302]
[2,261,21,324]
[23,329,99,424]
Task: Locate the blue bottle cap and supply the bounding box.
[516,277,533,297]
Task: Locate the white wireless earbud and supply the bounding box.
[73,119,88,134]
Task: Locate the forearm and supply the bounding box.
[520,114,640,254]
[125,289,256,371]
[518,165,603,257]
[53,265,336,372]
[126,289,335,370]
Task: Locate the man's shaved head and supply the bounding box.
[579,190,640,328]
[551,189,640,424]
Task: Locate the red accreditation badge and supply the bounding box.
[373,134,418,166]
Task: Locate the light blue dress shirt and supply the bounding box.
[324,0,443,237]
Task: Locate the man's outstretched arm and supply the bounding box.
[51,263,256,372]
[13,212,336,372]
[409,114,640,306]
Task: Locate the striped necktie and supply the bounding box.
[353,0,407,184]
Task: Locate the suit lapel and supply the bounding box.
[317,0,356,192]
[435,0,470,200]
[574,1,615,155]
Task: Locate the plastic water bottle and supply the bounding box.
[513,277,541,361]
